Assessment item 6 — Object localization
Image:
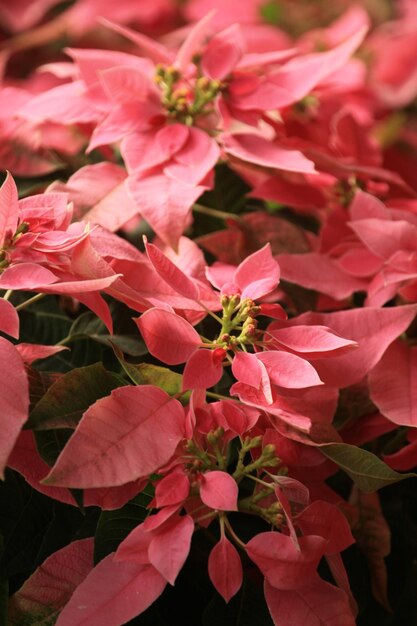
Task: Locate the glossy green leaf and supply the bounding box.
[69,311,147,357]
[94,488,153,564]
[27,363,125,430]
[321,443,416,492]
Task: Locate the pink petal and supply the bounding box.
[246,533,327,590]
[175,11,215,71]
[165,128,220,186]
[200,471,238,511]
[0,338,29,477]
[296,501,354,555]
[136,308,201,365]
[232,351,273,404]
[234,243,280,300]
[292,305,417,387]
[224,134,316,174]
[148,515,194,585]
[268,26,368,107]
[369,340,417,427]
[208,536,243,602]
[264,578,356,626]
[15,343,68,364]
[202,24,245,80]
[155,471,190,507]
[350,218,417,260]
[0,298,19,338]
[257,351,323,389]
[268,325,357,358]
[277,252,367,300]
[55,556,166,626]
[144,238,199,301]
[0,172,19,247]
[182,348,225,390]
[0,263,58,290]
[42,386,185,488]
[127,173,204,250]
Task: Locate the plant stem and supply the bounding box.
[15,292,46,311]
[193,203,241,222]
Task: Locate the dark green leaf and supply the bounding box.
[321,443,416,492]
[69,311,147,357]
[27,363,125,430]
[94,489,153,564]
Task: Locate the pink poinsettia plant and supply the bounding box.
[3,2,417,625]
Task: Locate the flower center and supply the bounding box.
[154,64,222,126]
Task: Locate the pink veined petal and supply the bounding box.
[165,128,220,186]
[0,171,19,247]
[148,515,194,585]
[369,340,417,427]
[277,252,367,300]
[234,243,280,300]
[0,263,58,290]
[136,308,201,365]
[99,19,173,65]
[349,189,388,221]
[18,81,99,124]
[156,124,191,159]
[202,24,245,80]
[0,338,29,477]
[155,471,190,508]
[267,26,368,107]
[246,533,327,590]
[42,385,185,488]
[200,471,238,511]
[257,351,323,389]
[291,305,417,388]
[144,238,200,301]
[264,578,356,626]
[0,298,19,338]
[55,555,166,626]
[224,134,317,174]
[127,173,204,250]
[349,218,417,260]
[39,275,122,294]
[232,351,273,404]
[15,343,68,364]
[296,500,354,555]
[268,324,357,358]
[9,539,94,625]
[99,66,149,104]
[182,348,225,390]
[175,10,215,71]
[114,523,151,565]
[208,536,243,602]
[205,262,236,291]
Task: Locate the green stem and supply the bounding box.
[223,515,246,549]
[15,292,46,311]
[3,289,13,301]
[193,203,241,223]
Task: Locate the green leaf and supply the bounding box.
[259,1,282,26]
[94,489,153,564]
[27,363,125,430]
[18,297,72,347]
[113,344,188,398]
[69,311,147,357]
[321,443,416,492]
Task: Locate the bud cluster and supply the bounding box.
[154,64,222,126]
